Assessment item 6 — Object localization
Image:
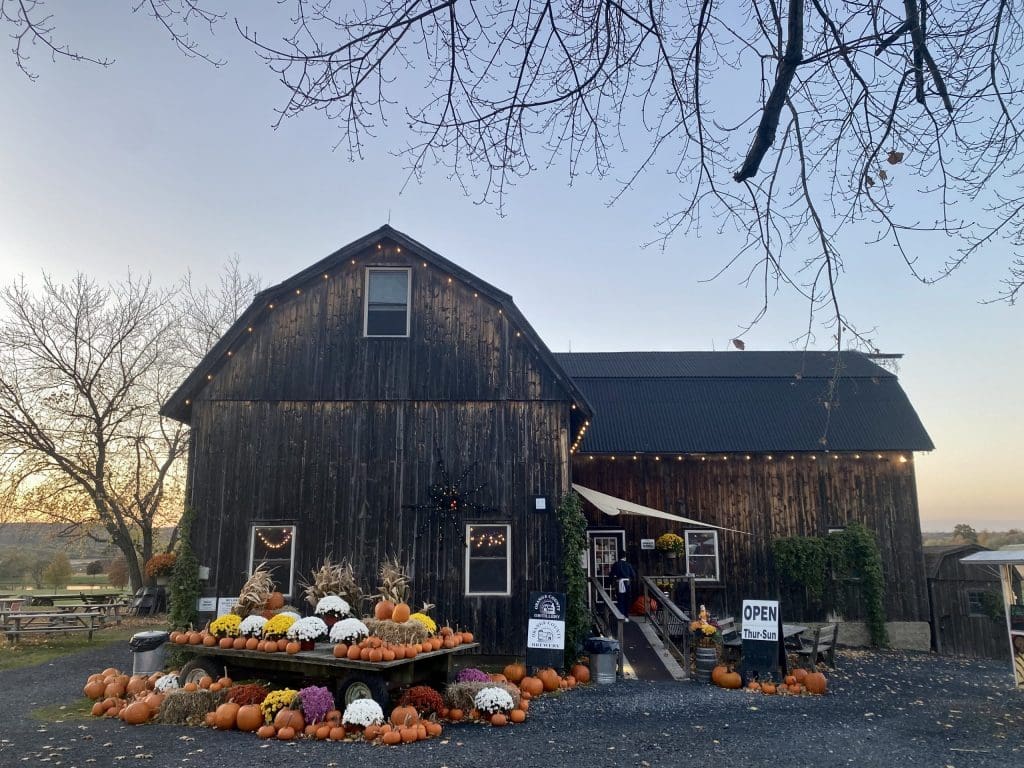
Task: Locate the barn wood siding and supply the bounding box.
[927,548,1012,659]
[571,453,928,622]
[188,399,570,657]
[197,245,567,404]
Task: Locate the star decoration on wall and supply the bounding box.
[404,453,496,545]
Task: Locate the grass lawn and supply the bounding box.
[30,698,95,721]
[0,617,165,672]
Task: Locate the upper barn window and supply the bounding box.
[364,268,411,337]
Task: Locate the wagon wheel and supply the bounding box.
[178,657,222,687]
[336,673,389,711]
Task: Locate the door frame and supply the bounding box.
[586,529,626,607]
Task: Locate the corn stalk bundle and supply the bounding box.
[375,556,411,604]
[301,557,348,608]
[232,563,274,617]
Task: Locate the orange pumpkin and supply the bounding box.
[520,676,543,697]
[214,702,240,730]
[448,708,464,721]
[90,701,105,717]
[369,648,383,663]
[277,638,289,651]
[804,672,828,695]
[461,631,474,643]
[329,726,346,740]
[793,668,809,684]
[382,730,402,745]
[204,711,217,727]
[198,676,213,689]
[277,726,295,741]
[84,680,106,700]
[390,705,418,726]
[104,681,126,698]
[236,704,263,732]
[266,592,285,610]
[202,635,217,648]
[183,682,198,693]
[784,675,797,686]
[286,641,301,655]
[304,723,318,737]
[374,600,395,620]
[571,664,590,684]
[711,665,729,685]
[231,637,246,650]
[761,682,777,695]
[210,683,222,693]
[245,637,259,650]
[257,724,276,739]
[316,725,332,740]
[123,702,150,725]
[518,699,530,712]
[347,644,362,660]
[491,713,508,727]
[503,662,527,684]
[274,708,305,731]
[391,603,411,623]
[425,720,443,738]
[719,671,743,690]
[364,724,382,741]
[333,643,348,658]
[510,708,526,723]
[538,668,560,692]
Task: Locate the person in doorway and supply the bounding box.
[608,551,637,621]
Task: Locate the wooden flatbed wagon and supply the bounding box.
[176,642,479,710]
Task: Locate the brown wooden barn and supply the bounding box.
[164,225,934,655]
[925,544,1020,658]
[562,351,935,625]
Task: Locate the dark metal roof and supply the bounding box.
[556,351,933,453]
[923,544,986,579]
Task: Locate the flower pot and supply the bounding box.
[665,551,678,560]
[300,640,315,652]
[321,615,338,629]
[694,646,719,683]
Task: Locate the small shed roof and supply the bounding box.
[556,350,934,453]
[924,544,986,579]
[961,550,1024,566]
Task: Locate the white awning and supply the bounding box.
[572,484,750,535]
[961,550,1024,566]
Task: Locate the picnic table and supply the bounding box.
[2,611,106,642]
[27,591,124,607]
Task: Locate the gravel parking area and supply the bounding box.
[1,643,1021,768]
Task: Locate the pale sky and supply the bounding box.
[0,4,1020,530]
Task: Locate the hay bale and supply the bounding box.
[157,689,226,725]
[364,618,429,645]
[443,681,520,712]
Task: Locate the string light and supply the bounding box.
[268,303,275,309]
[256,528,292,551]
[247,327,253,333]
[295,289,301,295]
[323,274,329,280]
[470,531,506,549]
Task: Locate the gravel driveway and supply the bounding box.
[1,644,1021,768]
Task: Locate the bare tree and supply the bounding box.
[0,273,186,591]
[4,2,1023,341]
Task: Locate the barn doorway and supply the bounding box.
[587,529,625,607]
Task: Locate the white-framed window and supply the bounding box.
[685,529,719,582]
[465,523,511,596]
[249,524,297,597]
[364,267,411,337]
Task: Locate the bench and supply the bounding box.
[795,623,839,669]
[2,611,105,643]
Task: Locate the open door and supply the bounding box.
[586,529,625,606]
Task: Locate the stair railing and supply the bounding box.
[640,574,693,679]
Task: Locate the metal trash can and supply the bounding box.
[129,630,170,675]
[585,636,620,685]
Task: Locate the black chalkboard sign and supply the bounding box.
[526,591,566,671]
[739,599,786,683]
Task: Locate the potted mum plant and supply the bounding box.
[655,533,685,560]
[313,595,351,628]
[144,552,177,585]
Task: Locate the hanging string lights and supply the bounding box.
[256,528,292,551]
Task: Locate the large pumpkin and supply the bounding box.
[538,668,560,692]
[266,592,285,610]
[719,671,743,690]
[711,665,729,686]
[804,672,828,695]
[502,662,527,684]
[235,704,262,732]
[374,600,395,620]
[570,664,590,684]
[391,603,411,623]
[274,708,305,731]
[390,705,418,726]
[123,702,151,725]
[520,676,543,697]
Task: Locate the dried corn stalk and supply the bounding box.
[376,556,411,604]
[232,563,273,617]
[335,558,364,615]
[301,557,347,608]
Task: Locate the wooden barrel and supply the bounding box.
[694,646,719,683]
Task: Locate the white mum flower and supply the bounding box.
[474,686,514,715]
[342,698,384,727]
[239,615,267,637]
[286,616,329,641]
[314,595,351,617]
[329,617,369,644]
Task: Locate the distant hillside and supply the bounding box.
[922,529,1024,548]
[0,522,174,560]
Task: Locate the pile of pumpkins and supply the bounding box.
[216,703,445,744]
[82,667,203,723]
[333,628,474,663]
[502,661,591,695]
[711,664,828,695]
